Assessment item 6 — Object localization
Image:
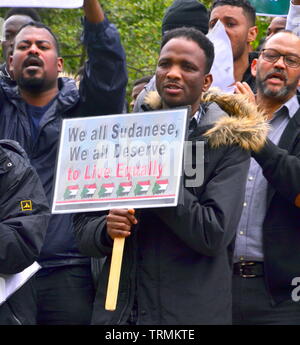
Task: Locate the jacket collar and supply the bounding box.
[1,77,79,112]
[278,107,300,152]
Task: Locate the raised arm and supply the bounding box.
[73,0,127,117]
[83,0,105,23]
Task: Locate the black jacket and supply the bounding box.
[252,104,300,304]
[0,63,12,85]
[0,140,50,324]
[73,91,269,324]
[74,133,250,325]
[0,17,127,267]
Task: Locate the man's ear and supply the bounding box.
[202,73,213,92]
[8,55,14,80]
[57,57,64,73]
[251,58,258,78]
[248,26,258,43]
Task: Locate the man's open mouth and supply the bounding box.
[23,57,43,68]
[266,72,286,82]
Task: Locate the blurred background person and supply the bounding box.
[130,75,151,110]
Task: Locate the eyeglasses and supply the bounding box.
[260,48,300,68]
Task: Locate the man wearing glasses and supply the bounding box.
[233,30,300,324]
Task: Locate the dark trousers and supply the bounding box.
[35,265,95,325]
[233,275,300,325]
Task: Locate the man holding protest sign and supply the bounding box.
[0,0,127,325]
[74,27,268,324]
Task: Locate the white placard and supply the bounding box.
[0,0,83,8]
[52,109,189,214]
[0,262,40,306]
[207,20,235,93]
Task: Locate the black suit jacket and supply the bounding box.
[252,104,300,304]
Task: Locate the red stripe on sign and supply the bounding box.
[84,184,97,189]
[102,183,115,188]
[157,179,168,184]
[120,182,132,187]
[68,185,79,190]
[138,181,150,186]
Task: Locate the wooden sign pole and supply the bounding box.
[105,209,136,311]
[105,237,125,311]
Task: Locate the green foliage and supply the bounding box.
[103,0,174,101]
[40,8,84,73]
[0,1,277,102]
[254,16,270,50]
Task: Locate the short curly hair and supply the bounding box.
[4,7,41,22]
[161,27,215,74]
[210,0,256,26]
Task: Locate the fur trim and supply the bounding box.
[144,88,269,152]
[201,88,269,152]
[59,71,76,79]
[144,91,162,110]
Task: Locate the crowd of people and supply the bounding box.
[0,0,300,326]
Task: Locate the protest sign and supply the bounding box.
[249,0,289,16]
[207,20,235,93]
[52,109,189,214]
[0,0,83,8]
[0,262,40,306]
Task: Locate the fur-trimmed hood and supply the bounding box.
[143,89,269,152]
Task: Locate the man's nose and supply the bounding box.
[273,55,286,69]
[166,65,181,79]
[28,44,39,55]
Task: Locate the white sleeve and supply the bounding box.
[286,1,300,35]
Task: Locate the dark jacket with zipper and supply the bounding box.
[0,17,127,268]
[0,140,49,324]
[252,103,300,304]
[73,91,268,324]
